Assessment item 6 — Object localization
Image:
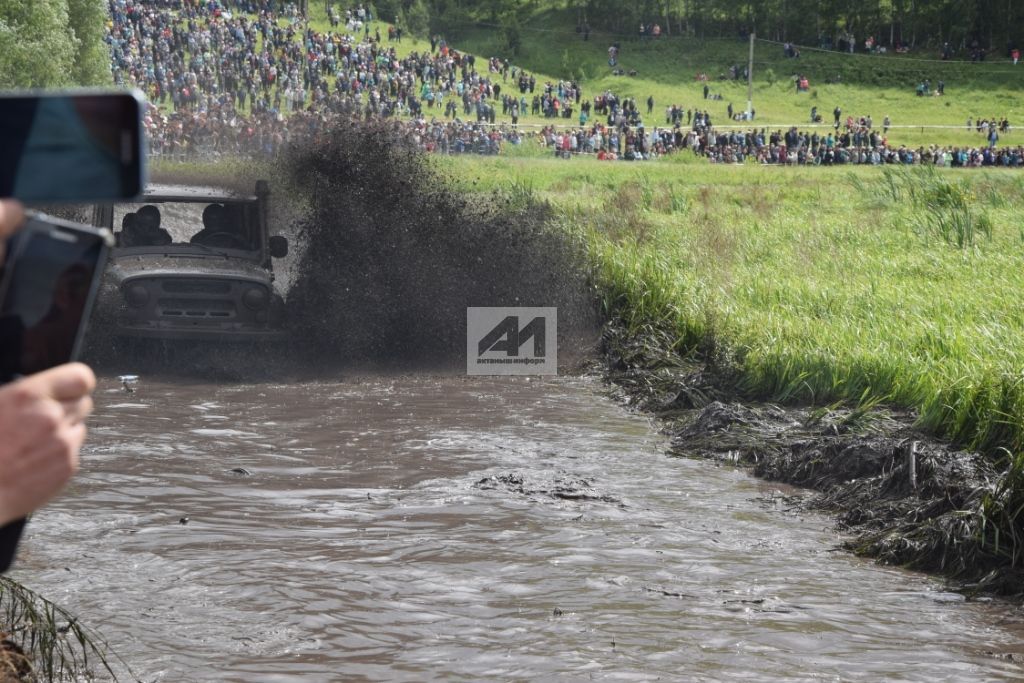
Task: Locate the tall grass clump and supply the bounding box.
[547,160,1024,575]
[877,167,995,248]
[0,576,131,681]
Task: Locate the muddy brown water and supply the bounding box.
[11,374,1024,682]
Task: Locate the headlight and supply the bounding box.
[242,286,269,311]
[124,284,149,308]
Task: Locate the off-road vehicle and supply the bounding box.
[91,180,288,342]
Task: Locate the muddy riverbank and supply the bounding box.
[601,323,1023,596]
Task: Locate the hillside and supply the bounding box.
[398,6,1023,148]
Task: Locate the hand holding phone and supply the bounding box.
[0,200,24,247]
[0,211,110,571]
[0,88,142,571]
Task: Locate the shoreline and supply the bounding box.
[598,321,1023,597]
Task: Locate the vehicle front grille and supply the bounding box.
[157,298,236,318]
[160,280,232,295]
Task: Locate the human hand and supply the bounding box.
[0,200,24,254]
[0,363,96,526]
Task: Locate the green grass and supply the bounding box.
[443,156,1024,456]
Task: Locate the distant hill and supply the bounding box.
[413,5,1023,146]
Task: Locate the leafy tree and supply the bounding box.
[0,0,111,88]
[67,0,111,85]
[403,0,431,37]
[0,0,77,88]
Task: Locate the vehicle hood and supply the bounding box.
[106,253,271,284]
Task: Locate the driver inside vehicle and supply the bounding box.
[190,203,250,249]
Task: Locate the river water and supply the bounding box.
[11,373,1024,682]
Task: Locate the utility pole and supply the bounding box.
[747,31,755,118]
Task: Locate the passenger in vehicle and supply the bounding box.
[117,212,139,247]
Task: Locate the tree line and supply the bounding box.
[0,0,110,88]
[377,0,1021,55]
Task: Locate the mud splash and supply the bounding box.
[601,323,1022,595]
[279,119,599,368]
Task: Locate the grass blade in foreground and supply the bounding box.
[0,577,135,682]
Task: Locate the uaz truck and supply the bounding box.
[91,180,288,342]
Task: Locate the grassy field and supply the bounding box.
[440,156,1024,458]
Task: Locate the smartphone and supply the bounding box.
[0,211,113,572]
[0,90,146,202]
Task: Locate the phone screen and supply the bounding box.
[0,218,110,383]
[0,91,145,202]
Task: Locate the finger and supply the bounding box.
[2,421,83,485]
[0,200,24,239]
[16,363,96,402]
[58,395,94,425]
[11,427,83,506]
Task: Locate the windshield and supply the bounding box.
[113,201,259,252]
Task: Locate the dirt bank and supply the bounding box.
[600,323,1024,596]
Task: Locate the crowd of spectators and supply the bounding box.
[144,95,522,159]
[108,1,1018,167]
[106,0,541,157]
[532,103,1024,168]
[697,126,1024,167]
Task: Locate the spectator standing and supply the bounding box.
[883,115,891,133]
